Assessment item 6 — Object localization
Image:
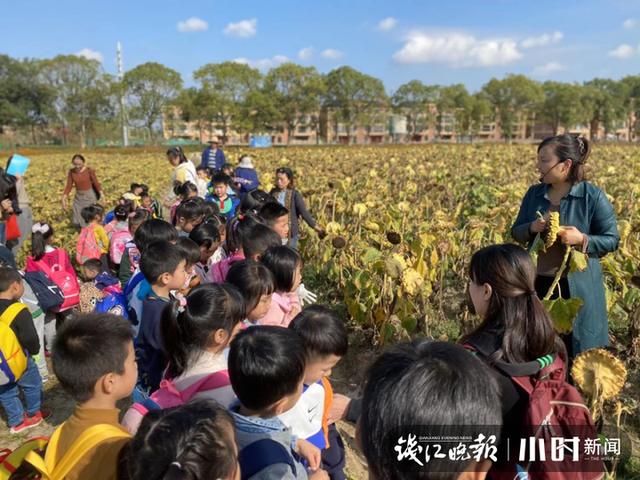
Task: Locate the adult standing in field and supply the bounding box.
[270,167,324,249]
[6,155,32,253]
[200,139,226,172]
[61,154,103,228]
[164,146,197,210]
[511,134,619,356]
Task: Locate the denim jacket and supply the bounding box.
[511,181,619,354]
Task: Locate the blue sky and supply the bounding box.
[1,0,639,93]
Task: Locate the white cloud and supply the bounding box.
[608,43,637,59]
[233,55,289,70]
[393,31,521,67]
[521,31,563,49]
[298,47,314,60]
[177,17,208,32]
[75,48,103,63]
[533,62,565,77]
[321,48,344,59]
[377,17,398,31]
[224,18,257,38]
[622,18,637,29]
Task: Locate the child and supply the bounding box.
[358,340,502,480]
[174,197,204,236]
[207,214,228,265]
[104,204,130,240]
[196,165,210,198]
[240,189,276,215]
[136,240,187,393]
[226,259,275,325]
[139,193,155,218]
[228,326,329,480]
[140,183,163,219]
[122,283,245,434]
[259,246,303,327]
[123,400,239,480]
[260,201,290,244]
[207,173,240,219]
[26,222,79,351]
[51,313,134,479]
[0,267,46,433]
[77,204,109,270]
[81,258,120,293]
[175,237,201,296]
[170,182,198,225]
[189,221,221,283]
[281,306,348,480]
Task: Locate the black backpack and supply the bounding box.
[23,271,64,312]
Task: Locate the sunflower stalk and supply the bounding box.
[543,245,571,301]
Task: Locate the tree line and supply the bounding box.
[1,53,639,146]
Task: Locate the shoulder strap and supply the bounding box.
[0,303,27,326]
[239,438,296,480]
[25,423,130,480]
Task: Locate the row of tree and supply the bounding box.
[1,53,639,146]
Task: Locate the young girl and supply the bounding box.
[25,222,79,352]
[209,214,261,283]
[259,246,302,327]
[512,134,619,355]
[189,221,221,283]
[123,400,240,480]
[226,259,275,325]
[77,204,109,271]
[206,214,228,265]
[122,283,245,434]
[175,237,201,296]
[174,197,204,236]
[169,182,199,225]
[104,204,130,239]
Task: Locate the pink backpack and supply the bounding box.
[76,224,102,265]
[110,230,133,265]
[36,249,80,312]
[122,370,230,434]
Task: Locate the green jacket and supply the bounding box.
[511,181,619,354]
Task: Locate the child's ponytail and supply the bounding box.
[31,222,53,261]
[161,283,246,379]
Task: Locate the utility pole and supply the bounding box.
[117,42,129,147]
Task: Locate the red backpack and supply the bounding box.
[36,249,80,312]
[465,339,604,480]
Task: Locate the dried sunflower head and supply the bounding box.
[332,236,347,249]
[571,348,627,401]
[543,211,560,250]
[386,231,402,245]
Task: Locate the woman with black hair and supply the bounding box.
[270,167,324,249]
[61,154,103,228]
[511,134,619,355]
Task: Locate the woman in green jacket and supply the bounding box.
[511,134,619,356]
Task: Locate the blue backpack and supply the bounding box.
[238,439,297,480]
[23,271,64,312]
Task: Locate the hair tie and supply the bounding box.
[177,297,187,313]
[239,214,245,221]
[529,291,537,298]
[576,137,585,157]
[31,223,50,234]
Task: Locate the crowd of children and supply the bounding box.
[0,141,609,480]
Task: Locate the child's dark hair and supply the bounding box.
[226,259,275,312]
[173,181,198,199]
[195,165,208,174]
[229,326,306,411]
[289,305,348,359]
[162,283,246,379]
[211,172,231,186]
[275,166,295,189]
[242,224,282,259]
[140,241,184,284]
[175,237,200,266]
[80,204,102,224]
[360,340,502,480]
[52,313,134,404]
[240,189,275,214]
[114,204,129,222]
[0,266,22,292]
[129,209,150,231]
[30,221,54,261]
[125,400,237,480]
[225,213,263,254]
[260,245,302,292]
[189,221,221,249]
[166,146,187,163]
[82,258,102,273]
[175,197,203,224]
[463,244,566,364]
[130,183,141,193]
[538,134,590,184]
[259,201,289,227]
[133,219,178,255]
[200,201,220,220]
[139,183,150,195]
[119,198,135,214]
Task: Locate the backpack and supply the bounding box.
[0,303,29,386]
[35,250,80,312]
[123,371,230,434]
[0,423,130,480]
[465,338,604,480]
[238,439,297,480]
[76,224,101,265]
[109,230,132,265]
[22,271,64,312]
